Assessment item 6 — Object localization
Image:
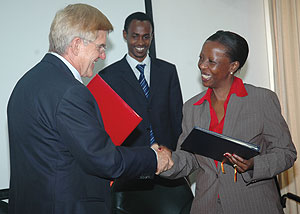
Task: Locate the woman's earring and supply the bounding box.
[230,72,234,75]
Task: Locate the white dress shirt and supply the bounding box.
[126,54,151,86]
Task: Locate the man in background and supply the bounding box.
[99,12,193,214]
[7,4,172,214]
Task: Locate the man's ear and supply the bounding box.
[70,37,82,56]
[230,61,240,74]
[123,30,127,41]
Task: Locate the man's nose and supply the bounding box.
[99,52,106,60]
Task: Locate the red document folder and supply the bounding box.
[87,74,142,146]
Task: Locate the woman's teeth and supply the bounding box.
[202,74,211,80]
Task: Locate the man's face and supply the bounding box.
[77,30,107,78]
[123,20,153,62]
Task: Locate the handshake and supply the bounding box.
[151,143,174,175]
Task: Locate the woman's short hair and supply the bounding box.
[49,3,113,55]
[206,30,249,70]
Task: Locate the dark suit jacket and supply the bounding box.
[162,84,297,214]
[99,55,183,150]
[7,54,157,214]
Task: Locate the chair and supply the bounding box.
[0,188,9,214]
[111,176,194,214]
[281,192,300,207]
[274,177,300,208]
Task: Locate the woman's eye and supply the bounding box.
[209,59,216,64]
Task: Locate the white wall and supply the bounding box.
[0,0,145,189]
[152,0,270,102]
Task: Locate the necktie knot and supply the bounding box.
[136,64,146,74]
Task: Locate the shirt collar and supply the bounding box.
[126,54,151,85]
[193,77,248,105]
[49,52,83,84]
[126,54,150,68]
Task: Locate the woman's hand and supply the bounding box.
[224,153,254,173]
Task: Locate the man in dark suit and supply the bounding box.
[7,4,173,214]
[99,12,193,214]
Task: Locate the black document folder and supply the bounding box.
[181,127,260,164]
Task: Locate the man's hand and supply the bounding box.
[151,144,174,175]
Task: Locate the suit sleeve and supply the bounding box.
[161,100,199,179]
[55,85,157,179]
[242,89,297,182]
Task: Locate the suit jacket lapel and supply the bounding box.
[119,57,147,99]
[195,100,219,171]
[223,94,244,137]
[198,102,210,129]
[148,58,160,101]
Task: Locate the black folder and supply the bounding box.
[181,127,260,164]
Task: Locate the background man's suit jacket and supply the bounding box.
[7,54,157,214]
[162,84,297,214]
[99,55,183,150]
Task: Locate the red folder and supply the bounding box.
[87,74,142,146]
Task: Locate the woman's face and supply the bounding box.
[198,41,237,89]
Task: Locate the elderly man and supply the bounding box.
[7,4,172,214]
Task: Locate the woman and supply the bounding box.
[161,30,297,214]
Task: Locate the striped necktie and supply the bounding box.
[136,64,155,145]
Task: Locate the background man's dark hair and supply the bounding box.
[124,12,154,33]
